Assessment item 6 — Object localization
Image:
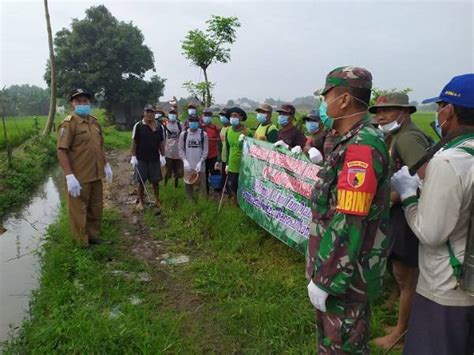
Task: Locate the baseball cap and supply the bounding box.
[276,104,296,115]
[69,88,92,102]
[187,103,197,108]
[256,103,272,113]
[144,104,155,111]
[203,108,213,115]
[188,114,200,122]
[422,74,474,109]
[303,110,321,122]
[219,107,228,115]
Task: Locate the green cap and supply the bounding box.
[320,66,373,95]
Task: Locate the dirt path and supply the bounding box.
[103,149,232,352]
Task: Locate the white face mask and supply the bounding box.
[378,111,405,133]
[380,120,401,133]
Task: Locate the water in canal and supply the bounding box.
[0,169,62,342]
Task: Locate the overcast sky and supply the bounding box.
[1,0,473,104]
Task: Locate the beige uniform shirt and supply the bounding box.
[57,114,106,183]
[404,137,474,306]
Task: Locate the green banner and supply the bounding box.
[238,138,321,255]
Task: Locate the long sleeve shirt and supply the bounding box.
[402,135,474,306]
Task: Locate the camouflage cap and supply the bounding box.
[256,103,272,113]
[369,92,416,114]
[320,66,373,95]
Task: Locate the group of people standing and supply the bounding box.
[129,99,326,207]
[56,66,473,354]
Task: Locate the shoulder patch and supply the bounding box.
[336,144,377,216]
[63,115,73,122]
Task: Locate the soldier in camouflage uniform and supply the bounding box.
[306,67,390,354]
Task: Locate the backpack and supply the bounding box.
[164,122,182,139]
[183,128,205,153]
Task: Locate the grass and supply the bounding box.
[1,207,185,353]
[411,112,437,141]
[0,115,63,150]
[2,184,400,353]
[0,136,57,218]
[4,109,430,353]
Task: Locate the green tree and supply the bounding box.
[2,85,50,116]
[182,81,215,107]
[181,16,240,107]
[45,5,165,123]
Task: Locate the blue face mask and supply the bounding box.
[188,109,196,116]
[278,115,289,126]
[220,115,229,125]
[305,121,320,133]
[434,106,448,138]
[75,104,91,117]
[256,113,267,123]
[203,116,212,125]
[189,121,199,130]
[230,117,240,127]
[319,101,333,129]
[168,114,177,122]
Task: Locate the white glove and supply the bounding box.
[239,134,246,142]
[391,166,419,201]
[183,159,191,171]
[274,140,289,149]
[308,147,323,163]
[160,155,166,167]
[130,156,138,167]
[291,145,302,154]
[104,163,113,182]
[307,280,329,312]
[225,165,229,174]
[66,174,81,198]
[195,161,202,173]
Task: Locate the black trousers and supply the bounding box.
[403,293,474,355]
[205,157,218,194]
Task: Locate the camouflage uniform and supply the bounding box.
[307,67,390,354]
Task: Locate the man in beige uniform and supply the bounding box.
[391,74,474,355]
[57,89,113,247]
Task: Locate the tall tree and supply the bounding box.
[181,16,240,107]
[43,0,56,136]
[45,5,165,124]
